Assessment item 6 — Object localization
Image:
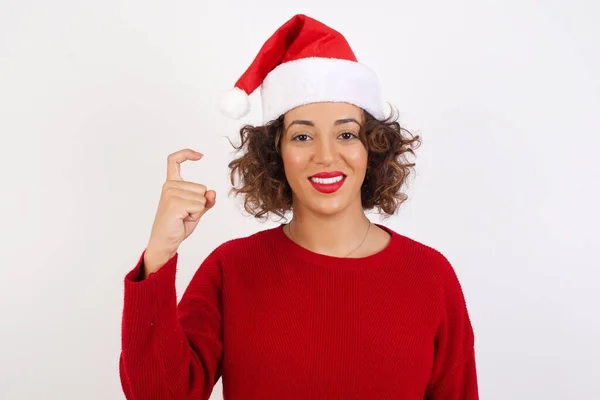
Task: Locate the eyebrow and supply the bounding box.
[286,118,361,130]
[334,118,360,126]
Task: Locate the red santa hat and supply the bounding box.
[219,14,387,123]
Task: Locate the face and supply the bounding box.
[280,102,368,216]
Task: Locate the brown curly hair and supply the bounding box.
[228,106,421,220]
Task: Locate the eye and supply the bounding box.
[339,131,358,140]
[292,133,311,141]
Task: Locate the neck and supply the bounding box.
[287,199,371,258]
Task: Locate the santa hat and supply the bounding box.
[219,14,387,123]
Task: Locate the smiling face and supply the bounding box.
[280,102,368,216]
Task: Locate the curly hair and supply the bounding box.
[227,106,421,220]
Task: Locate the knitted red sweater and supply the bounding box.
[119,224,478,399]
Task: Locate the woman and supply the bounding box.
[119,14,478,399]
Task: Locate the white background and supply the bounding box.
[1,0,599,399]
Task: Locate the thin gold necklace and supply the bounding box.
[287,219,372,258]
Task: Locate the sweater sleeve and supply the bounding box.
[119,249,224,400]
[425,257,479,399]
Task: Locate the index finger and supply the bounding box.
[166,148,203,181]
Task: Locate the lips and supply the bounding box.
[308,171,346,194]
[310,171,345,179]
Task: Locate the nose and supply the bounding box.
[313,137,336,166]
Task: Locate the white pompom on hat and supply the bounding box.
[218,87,250,120]
[218,14,387,123]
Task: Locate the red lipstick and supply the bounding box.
[308,171,346,194]
[310,171,345,178]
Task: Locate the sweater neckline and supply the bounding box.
[272,222,399,269]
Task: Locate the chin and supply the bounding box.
[297,186,359,216]
[306,199,348,216]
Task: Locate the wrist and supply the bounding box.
[143,247,175,277]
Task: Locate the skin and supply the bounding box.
[144,102,391,277]
[144,149,217,276]
[280,102,391,258]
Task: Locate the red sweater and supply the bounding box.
[119,224,478,399]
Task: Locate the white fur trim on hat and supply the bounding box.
[259,57,386,123]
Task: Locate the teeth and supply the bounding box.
[310,176,344,185]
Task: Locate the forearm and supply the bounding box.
[119,252,221,400]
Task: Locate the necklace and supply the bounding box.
[287,219,372,258]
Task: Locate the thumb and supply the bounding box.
[204,190,217,210]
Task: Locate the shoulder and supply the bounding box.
[384,225,463,287]
[387,227,472,314]
[203,225,279,265]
